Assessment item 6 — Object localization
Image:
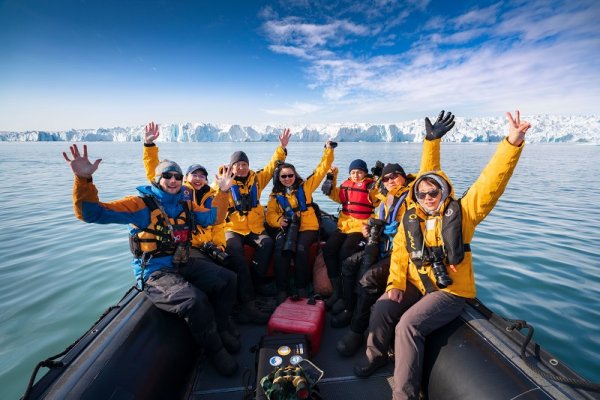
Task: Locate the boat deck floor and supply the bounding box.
[188,309,394,400]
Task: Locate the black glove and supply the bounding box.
[425,110,455,141]
[371,160,384,177]
[321,173,334,195]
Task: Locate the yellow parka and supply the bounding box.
[266,147,334,232]
[219,146,287,235]
[142,144,228,250]
[386,137,525,298]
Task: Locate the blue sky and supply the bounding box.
[1,0,599,131]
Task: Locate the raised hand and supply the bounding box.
[425,110,455,141]
[506,110,531,146]
[215,164,235,192]
[279,128,291,148]
[62,144,102,178]
[144,121,160,144]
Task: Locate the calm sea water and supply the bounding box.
[0,141,599,399]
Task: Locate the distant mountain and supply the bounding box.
[1,115,599,143]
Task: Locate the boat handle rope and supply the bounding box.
[507,319,600,392]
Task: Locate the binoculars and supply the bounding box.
[201,242,229,264]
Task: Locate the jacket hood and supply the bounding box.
[411,170,456,215]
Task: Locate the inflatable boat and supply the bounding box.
[22,283,599,400]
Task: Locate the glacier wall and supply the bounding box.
[1,115,599,143]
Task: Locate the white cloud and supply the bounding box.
[261,0,600,118]
[264,102,322,116]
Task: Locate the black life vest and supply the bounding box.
[228,176,259,217]
[129,196,194,258]
[403,199,468,268]
[339,178,375,219]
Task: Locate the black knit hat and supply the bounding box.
[230,151,249,165]
[348,159,368,173]
[381,163,406,178]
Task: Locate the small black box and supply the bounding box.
[255,334,310,400]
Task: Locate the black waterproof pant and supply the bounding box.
[350,255,391,334]
[144,257,237,347]
[273,229,319,292]
[323,230,364,279]
[225,231,273,303]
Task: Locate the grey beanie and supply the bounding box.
[230,151,249,165]
[155,159,183,182]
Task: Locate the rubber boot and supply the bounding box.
[219,330,241,354]
[336,330,364,357]
[331,308,353,328]
[204,324,238,376]
[237,300,270,324]
[228,316,240,338]
[331,298,346,315]
[325,278,341,311]
[208,347,238,377]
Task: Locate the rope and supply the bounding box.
[506,319,600,392]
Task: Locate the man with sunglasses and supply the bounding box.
[335,112,456,356]
[142,123,242,346]
[63,144,239,377]
[355,111,531,400]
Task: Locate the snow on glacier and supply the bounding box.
[1,115,598,143]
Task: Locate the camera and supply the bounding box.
[366,217,385,247]
[324,141,338,149]
[410,249,453,289]
[201,242,229,264]
[361,218,385,270]
[282,214,301,255]
[431,259,453,288]
[371,160,384,177]
[321,172,334,195]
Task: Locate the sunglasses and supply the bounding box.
[161,172,184,181]
[382,172,402,183]
[280,174,295,179]
[190,173,207,179]
[416,189,440,200]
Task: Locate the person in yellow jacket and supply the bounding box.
[354,111,532,400]
[141,122,261,332]
[216,128,292,322]
[266,141,336,304]
[335,111,455,354]
[322,158,381,313]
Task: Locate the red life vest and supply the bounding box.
[339,178,375,219]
